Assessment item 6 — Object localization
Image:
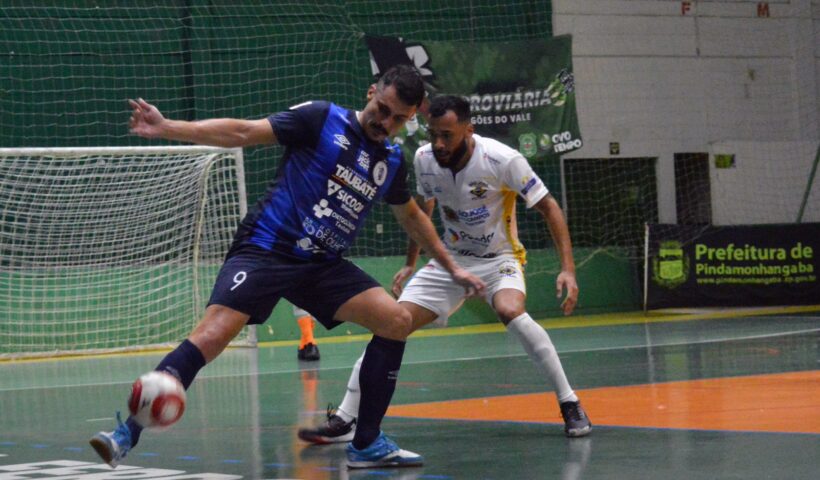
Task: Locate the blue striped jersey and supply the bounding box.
[230,101,410,260]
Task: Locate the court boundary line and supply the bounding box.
[1,326,816,393]
[2,304,818,364]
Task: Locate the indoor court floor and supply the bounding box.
[1,307,818,479]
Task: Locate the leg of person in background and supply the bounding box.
[294,305,320,361]
[297,353,362,444]
[495,289,591,437]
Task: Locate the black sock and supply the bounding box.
[125,417,143,446]
[352,335,405,449]
[126,339,206,446]
[155,338,206,389]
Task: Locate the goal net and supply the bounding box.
[0,146,251,359]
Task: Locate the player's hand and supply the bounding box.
[128,98,166,138]
[556,270,579,315]
[391,265,415,298]
[452,267,486,298]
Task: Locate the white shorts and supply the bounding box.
[397,254,526,326]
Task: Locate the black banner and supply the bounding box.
[646,223,820,309]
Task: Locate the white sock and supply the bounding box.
[507,313,578,403]
[336,352,364,422]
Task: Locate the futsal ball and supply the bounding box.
[128,371,186,428]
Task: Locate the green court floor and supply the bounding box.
[1,309,818,479]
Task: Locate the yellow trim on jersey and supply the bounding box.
[502,190,527,267]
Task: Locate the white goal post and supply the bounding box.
[0,146,254,359]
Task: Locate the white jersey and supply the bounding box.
[414,134,549,264]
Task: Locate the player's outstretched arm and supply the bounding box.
[391,197,436,297]
[391,199,485,297]
[128,98,277,147]
[534,194,579,315]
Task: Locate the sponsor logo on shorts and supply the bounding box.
[499,263,519,277]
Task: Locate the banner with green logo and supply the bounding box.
[646,223,820,309]
[364,35,582,161]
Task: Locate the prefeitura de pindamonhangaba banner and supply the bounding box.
[646,223,820,309]
[364,34,582,162]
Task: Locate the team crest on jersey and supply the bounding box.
[469,180,489,199]
[442,205,459,222]
[372,160,388,186]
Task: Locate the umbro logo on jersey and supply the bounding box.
[334,134,350,150]
[313,199,334,219]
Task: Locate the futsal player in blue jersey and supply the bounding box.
[89,65,485,469]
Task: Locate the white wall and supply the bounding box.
[553,0,819,224]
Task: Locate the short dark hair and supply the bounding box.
[377,64,425,108]
[429,95,471,122]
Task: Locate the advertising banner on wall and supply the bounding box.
[646,223,820,309]
[364,34,582,162]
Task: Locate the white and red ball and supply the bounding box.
[128,371,186,428]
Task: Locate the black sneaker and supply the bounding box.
[560,400,592,437]
[298,404,356,444]
[298,343,320,361]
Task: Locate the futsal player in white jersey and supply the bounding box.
[299,94,591,443]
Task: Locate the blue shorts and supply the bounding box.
[207,247,381,329]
